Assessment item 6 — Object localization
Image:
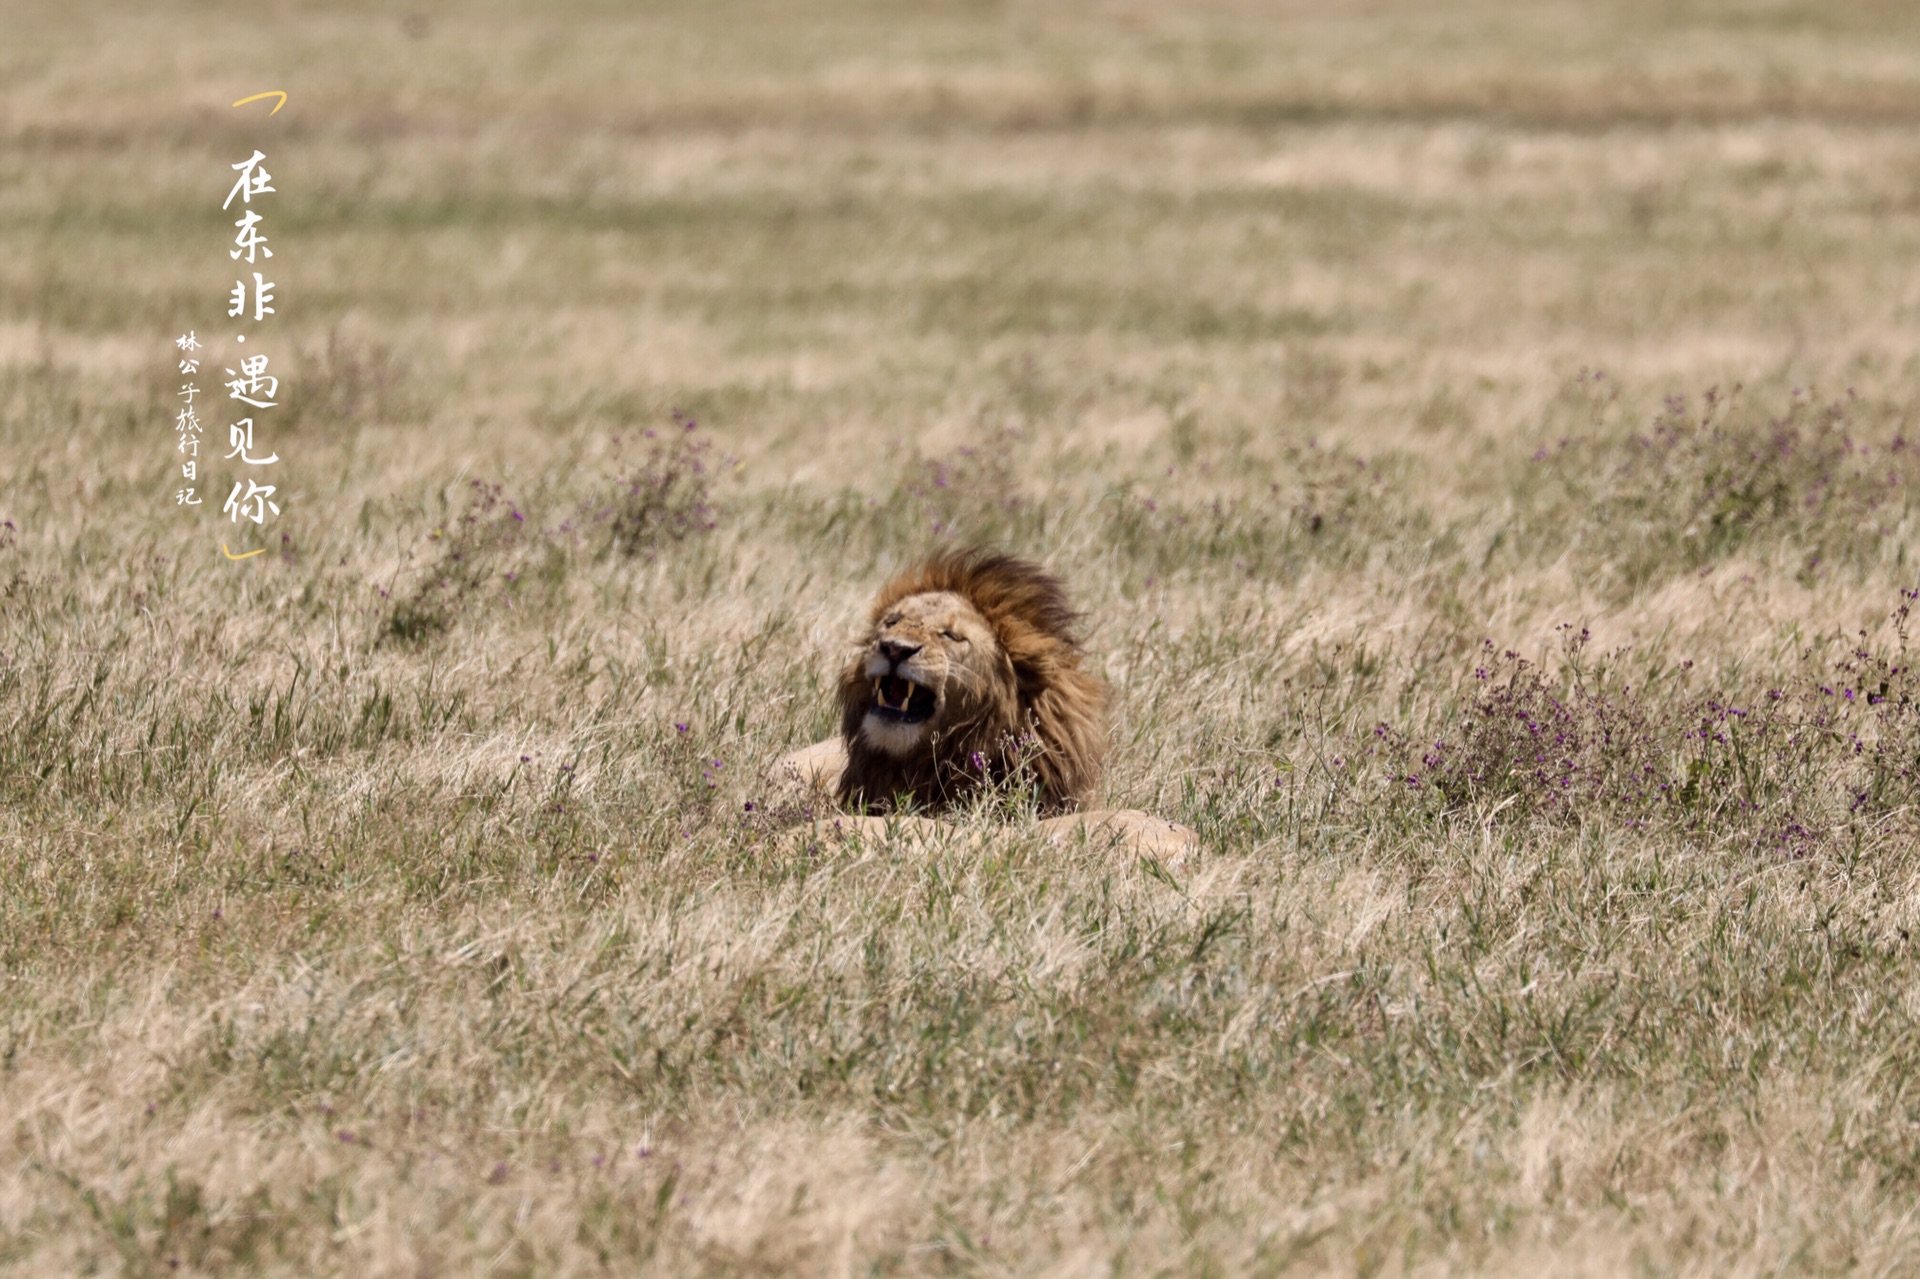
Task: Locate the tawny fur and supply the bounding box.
[836,548,1108,816]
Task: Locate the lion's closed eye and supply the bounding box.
[941,629,966,643]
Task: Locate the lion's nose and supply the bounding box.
[877,639,921,666]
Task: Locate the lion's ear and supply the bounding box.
[983,598,1096,711]
[999,624,1063,698]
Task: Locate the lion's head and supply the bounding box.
[837,548,1108,816]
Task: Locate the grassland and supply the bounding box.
[8,1,1920,1273]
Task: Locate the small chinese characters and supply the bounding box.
[173,331,204,505]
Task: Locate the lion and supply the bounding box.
[771,548,1197,863]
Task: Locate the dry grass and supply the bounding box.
[8,1,1920,1274]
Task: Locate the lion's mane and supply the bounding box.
[836,548,1108,816]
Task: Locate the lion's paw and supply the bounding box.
[1036,809,1199,870]
[764,739,846,799]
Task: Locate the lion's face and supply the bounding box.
[836,548,1108,816]
[853,590,1010,757]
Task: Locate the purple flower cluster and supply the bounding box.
[385,478,532,642]
[384,415,726,642]
[598,411,721,557]
[1531,383,1917,578]
[909,425,1028,537]
[1373,593,1920,852]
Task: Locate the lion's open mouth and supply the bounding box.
[871,674,937,724]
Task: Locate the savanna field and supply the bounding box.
[10,1,1920,1273]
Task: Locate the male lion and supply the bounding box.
[772,548,1197,862]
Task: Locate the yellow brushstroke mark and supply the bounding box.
[221,543,267,561]
[231,91,289,116]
